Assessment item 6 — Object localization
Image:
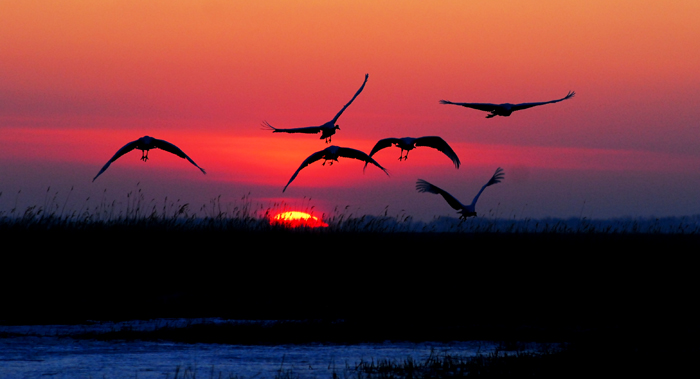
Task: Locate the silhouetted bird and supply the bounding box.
[416,167,504,219]
[440,91,575,118]
[93,136,206,181]
[365,136,460,169]
[283,145,388,192]
[263,74,369,143]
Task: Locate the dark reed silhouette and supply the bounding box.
[440,91,575,118]
[263,73,369,143]
[364,136,461,170]
[416,167,504,219]
[92,136,206,181]
[283,145,388,192]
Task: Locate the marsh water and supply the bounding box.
[0,319,502,379]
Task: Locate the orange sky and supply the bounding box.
[1,1,699,219]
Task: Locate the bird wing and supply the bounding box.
[509,91,575,112]
[414,136,461,168]
[262,121,323,134]
[330,73,369,124]
[362,138,399,172]
[470,167,504,208]
[439,100,501,113]
[337,146,389,176]
[415,179,465,211]
[282,150,328,192]
[92,140,139,181]
[152,138,206,174]
[368,138,400,158]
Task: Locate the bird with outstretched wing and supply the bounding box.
[93,136,206,181]
[365,136,460,169]
[416,167,504,219]
[283,145,388,192]
[263,74,369,143]
[440,91,575,118]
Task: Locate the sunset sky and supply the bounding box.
[1,1,699,220]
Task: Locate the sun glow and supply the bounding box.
[271,211,329,228]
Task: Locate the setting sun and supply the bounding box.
[271,211,329,228]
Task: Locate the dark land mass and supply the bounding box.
[3,223,699,376]
[2,224,696,333]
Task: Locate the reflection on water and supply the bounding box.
[0,319,501,379]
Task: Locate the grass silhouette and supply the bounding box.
[2,187,700,233]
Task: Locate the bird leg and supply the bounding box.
[398,149,404,161]
[140,150,149,162]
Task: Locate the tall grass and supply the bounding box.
[350,349,561,379]
[158,344,666,379]
[1,187,700,234]
[0,187,294,231]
